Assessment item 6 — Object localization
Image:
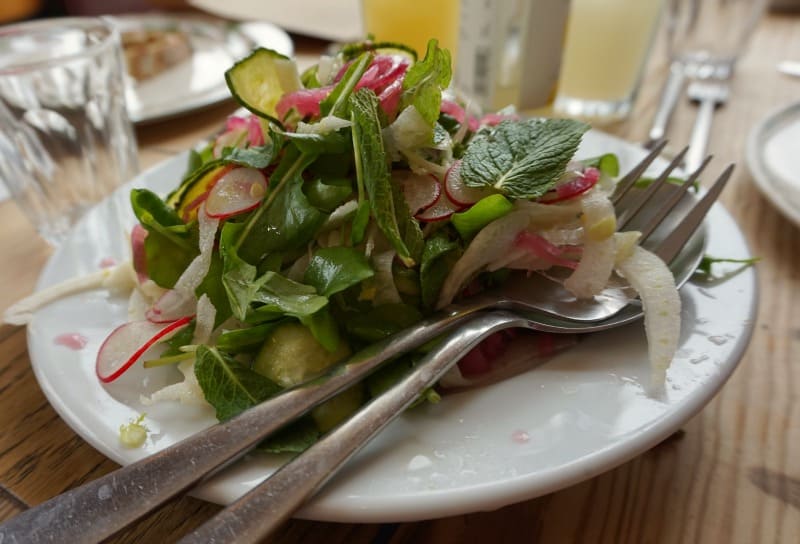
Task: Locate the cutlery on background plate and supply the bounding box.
[685,81,730,173]
[777,60,800,77]
[645,62,687,149]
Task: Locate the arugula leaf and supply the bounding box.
[219,221,261,320]
[131,189,197,288]
[304,177,353,212]
[271,126,350,155]
[300,307,341,352]
[237,166,327,264]
[350,88,416,265]
[320,51,373,118]
[344,303,423,342]
[248,272,329,323]
[696,255,760,276]
[196,251,233,326]
[194,345,281,422]
[419,234,460,309]
[159,321,196,357]
[400,39,452,126]
[221,143,276,169]
[304,247,375,297]
[460,119,589,199]
[257,417,319,454]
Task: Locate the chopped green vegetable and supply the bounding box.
[451,194,513,240]
[119,414,148,448]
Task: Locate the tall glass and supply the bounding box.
[666,0,767,79]
[361,0,461,58]
[0,17,138,245]
[554,0,664,122]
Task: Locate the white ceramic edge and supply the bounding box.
[122,16,294,124]
[25,132,758,523]
[745,100,800,228]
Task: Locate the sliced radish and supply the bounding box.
[444,160,493,206]
[96,316,192,383]
[414,192,462,222]
[539,167,600,204]
[146,288,197,323]
[394,170,441,215]
[205,167,268,219]
[130,224,148,284]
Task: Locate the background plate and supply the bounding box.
[112,14,293,124]
[26,130,757,522]
[746,100,800,228]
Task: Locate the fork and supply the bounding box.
[0,147,734,544]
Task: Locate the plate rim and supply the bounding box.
[26,129,759,522]
[745,99,800,228]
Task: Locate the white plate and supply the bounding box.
[746,100,800,227]
[27,130,757,523]
[188,0,363,43]
[111,14,293,124]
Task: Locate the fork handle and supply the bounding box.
[0,306,486,544]
[179,311,528,544]
[686,96,716,173]
[647,62,686,145]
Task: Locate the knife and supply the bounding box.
[778,60,800,77]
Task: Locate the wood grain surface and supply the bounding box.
[1,11,798,544]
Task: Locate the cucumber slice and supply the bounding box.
[225,47,302,122]
[311,383,364,433]
[340,41,418,62]
[253,322,350,387]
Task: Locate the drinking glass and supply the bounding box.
[665,0,767,79]
[0,17,138,246]
[554,0,665,122]
[360,0,461,59]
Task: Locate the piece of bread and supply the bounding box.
[122,28,193,81]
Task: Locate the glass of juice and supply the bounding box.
[361,0,460,58]
[554,0,664,123]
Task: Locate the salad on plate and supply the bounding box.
[6,40,680,452]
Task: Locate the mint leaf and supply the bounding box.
[400,39,452,126]
[350,88,416,265]
[460,119,589,199]
[304,247,375,297]
[195,345,281,421]
[257,417,319,454]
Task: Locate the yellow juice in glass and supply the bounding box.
[361,0,460,58]
[556,0,663,120]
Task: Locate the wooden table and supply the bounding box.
[1,12,799,544]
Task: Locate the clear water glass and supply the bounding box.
[666,0,768,79]
[0,17,138,245]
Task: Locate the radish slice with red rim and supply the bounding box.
[394,170,441,215]
[96,316,192,383]
[539,167,600,204]
[444,160,493,206]
[205,167,268,219]
[414,192,462,222]
[130,224,148,284]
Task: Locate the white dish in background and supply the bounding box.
[188,0,363,42]
[111,14,293,124]
[746,100,800,227]
[26,130,757,523]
